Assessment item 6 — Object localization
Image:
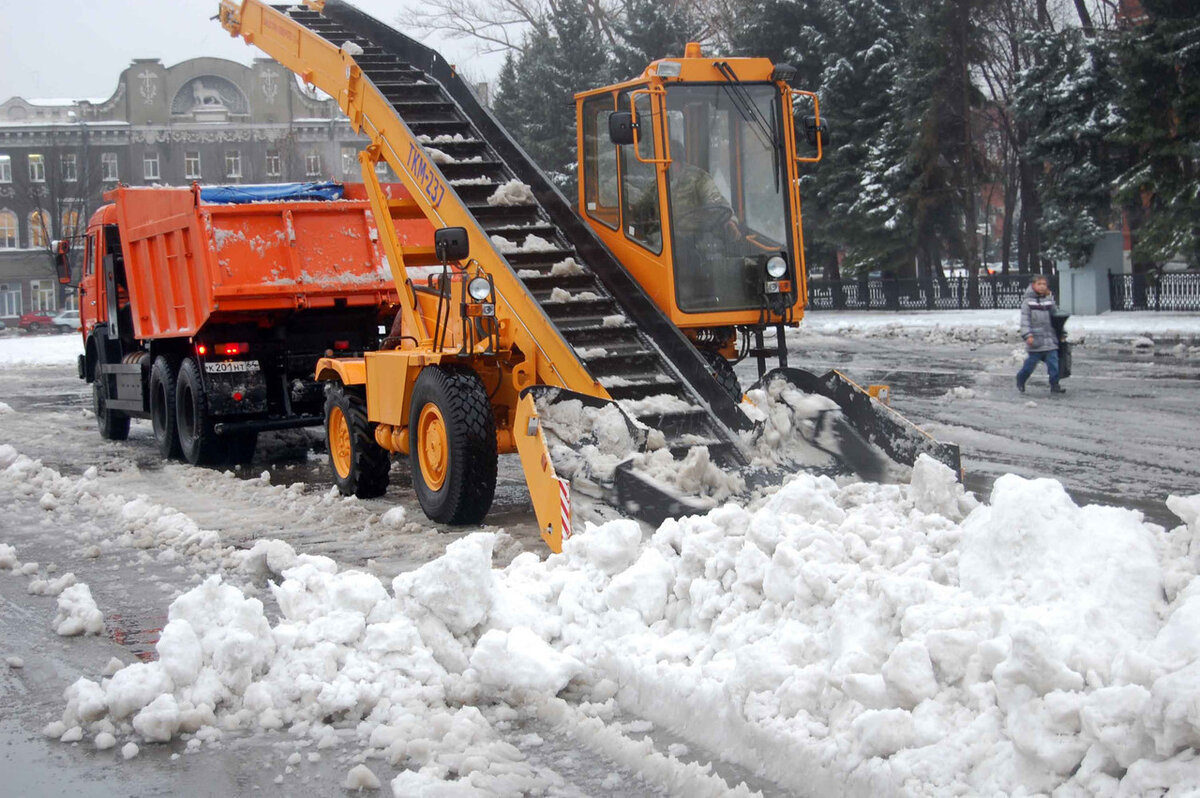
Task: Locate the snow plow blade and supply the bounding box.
[755,367,962,479]
[516,386,711,550]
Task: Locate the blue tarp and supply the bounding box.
[198,182,344,204]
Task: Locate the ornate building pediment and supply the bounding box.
[171,76,249,120]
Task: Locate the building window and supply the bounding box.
[29,210,49,248]
[30,279,55,312]
[305,152,322,177]
[61,210,80,238]
[185,151,201,180]
[0,284,21,318]
[266,150,281,178]
[28,154,45,182]
[0,155,13,183]
[341,146,358,175]
[101,153,119,182]
[0,209,15,248]
[143,152,160,181]
[225,150,242,179]
[61,153,77,182]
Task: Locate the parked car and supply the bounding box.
[18,311,54,333]
[51,308,80,334]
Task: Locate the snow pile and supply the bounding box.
[486,179,535,207]
[492,233,559,253]
[53,583,105,636]
[0,335,83,367]
[739,377,842,470]
[549,257,585,276]
[546,287,601,303]
[537,397,640,482]
[340,41,364,56]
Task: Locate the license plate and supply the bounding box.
[204,360,260,374]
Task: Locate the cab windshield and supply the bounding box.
[664,83,790,313]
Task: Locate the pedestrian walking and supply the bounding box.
[1017,275,1066,394]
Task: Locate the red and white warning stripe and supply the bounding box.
[557,477,573,541]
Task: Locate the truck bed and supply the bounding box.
[110,184,405,340]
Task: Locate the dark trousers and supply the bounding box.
[1018,350,1060,386]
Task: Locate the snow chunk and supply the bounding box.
[94,732,116,750]
[132,694,182,742]
[6,656,23,668]
[486,179,535,207]
[340,41,364,56]
[881,641,939,709]
[393,533,496,635]
[344,763,381,790]
[604,548,674,624]
[909,454,974,520]
[563,518,641,575]
[549,257,585,276]
[28,571,77,597]
[121,742,139,759]
[470,626,581,695]
[380,507,407,528]
[53,583,104,636]
[0,543,17,570]
[1168,494,1200,531]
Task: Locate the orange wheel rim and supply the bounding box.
[329,406,352,479]
[417,402,448,490]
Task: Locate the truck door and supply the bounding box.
[80,229,104,332]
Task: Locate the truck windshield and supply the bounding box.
[664,83,790,313]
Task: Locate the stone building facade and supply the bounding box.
[0,56,371,324]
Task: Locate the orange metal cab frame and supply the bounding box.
[574,45,822,354]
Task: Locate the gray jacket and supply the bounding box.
[1019,286,1059,352]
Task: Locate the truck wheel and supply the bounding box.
[226,433,258,466]
[325,383,390,498]
[93,361,130,441]
[175,358,225,465]
[700,348,742,402]
[408,366,497,525]
[149,356,181,459]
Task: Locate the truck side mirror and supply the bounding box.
[802,115,830,148]
[608,111,635,146]
[434,227,469,263]
[54,239,72,284]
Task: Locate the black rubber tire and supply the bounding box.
[324,382,390,499]
[225,432,258,466]
[408,366,497,525]
[93,361,130,441]
[149,356,181,459]
[175,358,225,465]
[699,348,742,402]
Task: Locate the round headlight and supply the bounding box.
[468,276,492,301]
[766,256,788,278]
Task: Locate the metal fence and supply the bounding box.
[1109,272,1200,312]
[806,273,1056,311]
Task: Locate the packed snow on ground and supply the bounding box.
[800,309,1200,345]
[45,452,1200,795]
[486,179,535,207]
[0,334,83,367]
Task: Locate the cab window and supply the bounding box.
[619,91,663,254]
[84,232,98,276]
[582,94,620,231]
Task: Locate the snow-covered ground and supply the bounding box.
[0,333,83,367]
[2,325,1200,795]
[802,309,1200,344]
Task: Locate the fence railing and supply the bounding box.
[1109,272,1200,312]
[806,273,1055,311]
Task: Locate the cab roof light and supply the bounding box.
[655,60,682,78]
[772,63,798,85]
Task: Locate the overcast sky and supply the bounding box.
[0,0,506,102]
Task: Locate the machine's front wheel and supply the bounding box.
[149,356,181,459]
[699,348,742,402]
[408,366,496,525]
[324,382,389,498]
[93,361,130,441]
[176,358,225,465]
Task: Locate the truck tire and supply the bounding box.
[175,358,225,465]
[93,361,130,441]
[408,366,497,525]
[149,356,181,459]
[325,382,390,498]
[700,348,742,402]
[226,433,258,466]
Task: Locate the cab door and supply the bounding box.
[79,228,105,332]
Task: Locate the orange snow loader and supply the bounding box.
[218,0,960,551]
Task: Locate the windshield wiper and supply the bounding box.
[713,61,776,152]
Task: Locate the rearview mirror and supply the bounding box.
[53,239,72,284]
[802,115,830,147]
[608,111,635,146]
[434,227,469,263]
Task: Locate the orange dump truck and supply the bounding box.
[70,181,425,465]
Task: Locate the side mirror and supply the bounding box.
[802,115,830,148]
[434,227,469,263]
[54,239,72,284]
[608,111,635,146]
